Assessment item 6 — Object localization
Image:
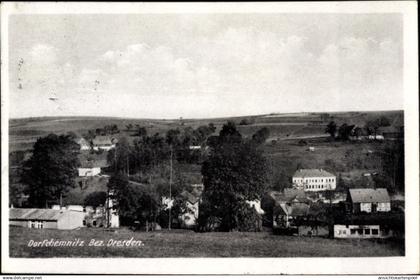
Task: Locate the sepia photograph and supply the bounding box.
[1,1,418,275]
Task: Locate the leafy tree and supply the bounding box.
[365,119,381,137]
[166,128,181,147]
[84,191,107,208]
[337,123,354,141]
[382,141,404,192]
[110,172,161,227]
[200,122,268,231]
[22,134,80,208]
[378,116,391,127]
[135,126,147,137]
[325,121,337,139]
[107,137,131,174]
[252,127,270,145]
[239,119,252,125]
[208,123,216,133]
[126,123,134,131]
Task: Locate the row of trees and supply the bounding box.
[84,124,120,140]
[325,116,391,141]
[107,123,217,177]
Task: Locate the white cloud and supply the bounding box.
[10,28,403,118]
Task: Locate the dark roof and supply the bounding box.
[275,202,310,217]
[349,188,390,203]
[293,169,335,178]
[10,208,64,221]
[178,190,201,204]
[79,159,108,168]
[269,189,308,203]
[92,136,114,146]
[78,152,109,168]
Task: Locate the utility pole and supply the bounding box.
[127,155,129,177]
[168,145,173,230]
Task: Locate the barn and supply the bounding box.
[9,208,86,230]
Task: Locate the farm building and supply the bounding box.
[9,208,86,230]
[92,136,117,151]
[347,188,391,213]
[78,158,108,177]
[273,201,310,229]
[75,137,91,151]
[334,224,393,239]
[292,169,336,192]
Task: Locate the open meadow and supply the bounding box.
[9,226,404,258]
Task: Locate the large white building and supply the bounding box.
[292,169,336,192]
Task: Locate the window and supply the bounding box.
[350,229,356,235]
[92,220,97,227]
[83,220,87,226]
[364,228,370,235]
[357,229,363,235]
[372,229,379,235]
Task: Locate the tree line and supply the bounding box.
[325,116,391,141]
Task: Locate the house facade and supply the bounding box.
[347,188,391,213]
[9,208,86,230]
[292,169,336,191]
[78,167,101,177]
[92,136,117,151]
[334,224,392,239]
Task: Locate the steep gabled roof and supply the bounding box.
[349,188,390,203]
[178,190,201,204]
[293,169,335,178]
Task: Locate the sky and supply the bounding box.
[8,13,403,119]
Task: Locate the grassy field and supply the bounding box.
[9,226,404,258]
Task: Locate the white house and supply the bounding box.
[347,188,391,213]
[78,158,108,177]
[78,167,101,177]
[292,169,336,192]
[92,136,117,151]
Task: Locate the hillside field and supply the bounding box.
[9,226,404,258]
[8,110,403,152]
